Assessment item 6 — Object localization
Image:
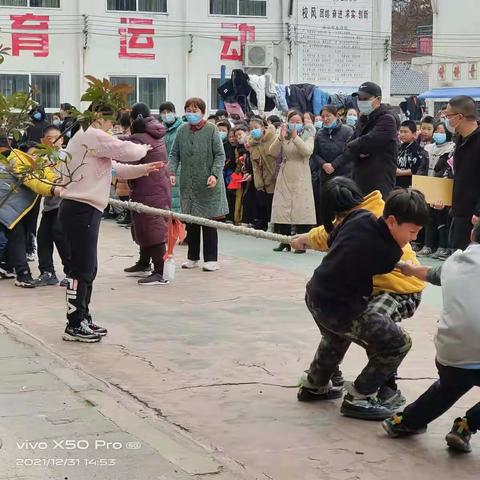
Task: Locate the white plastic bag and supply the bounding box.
[163,256,175,282]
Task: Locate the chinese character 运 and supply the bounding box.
[119,17,155,59]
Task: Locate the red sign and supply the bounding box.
[10,13,49,58]
[469,63,477,80]
[119,17,155,60]
[220,23,256,61]
[417,36,432,55]
[437,64,446,81]
[453,64,461,81]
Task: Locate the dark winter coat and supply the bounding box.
[163,117,184,213]
[121,117,171,247]
[286,84,316,113]
[396,141,429,188]
[451,127,480,218]
[347,104,399,198]
[311,124,354,184]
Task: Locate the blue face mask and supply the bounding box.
[219,131,227,142]
[161,113,175,124]
[346,115,358,127]
[433,132,447,144]
[250,128,263,140]
[357,99,375,116]
[185,113,202,125]
[324,120,338,130]
[314,121,323,130]
[33,112,42,121]
[288,123,303,134]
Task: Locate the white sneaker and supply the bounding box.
[182,260,199,269]
[203,261,219,272]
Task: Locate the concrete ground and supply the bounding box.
[0,219,479,479]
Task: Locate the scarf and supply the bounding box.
[189,119,207,132]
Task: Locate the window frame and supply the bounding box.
[209,0,268,18]
[0,0,61,8]
[106,0,168,14]
[109,74,168,113]
[0,72,61,111]
[208,75,223,113]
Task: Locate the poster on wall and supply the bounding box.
[297,0,374,87]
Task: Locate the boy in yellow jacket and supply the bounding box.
[292,177,426,416]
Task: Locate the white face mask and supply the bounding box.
[357,99,375,116]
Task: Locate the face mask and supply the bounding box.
[250,128,263,140]
[33,112,42,121]
[444,117,456,134]
[346,115,358,127]
[219,131,227,142]
[357,100,375,116]
[53,119,61,127]
[288,123,303,133]
[324,120,338,130]
[433,132,447,144]
[314,121,323,130]
[185,113,202,125]
[161,113,175,124]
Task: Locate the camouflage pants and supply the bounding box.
[305,291,412,396]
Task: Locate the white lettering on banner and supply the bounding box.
[297,0,373,87]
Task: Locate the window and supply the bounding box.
[110,76,167,111]
[0,0,60,6]
[107,0,167,12]
[0,73,59,108]
[210,0,266,16]
[210,77,222,111]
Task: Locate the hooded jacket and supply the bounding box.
[286,84,316,113]
[308,190,426,295]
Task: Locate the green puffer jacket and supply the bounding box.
[164,117,184,213]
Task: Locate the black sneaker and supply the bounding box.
[86,315,108,337]
[297,373,344,402]
[341,393,393,421]
[15,272,36,288]
[35,271,59,287]
[0,264,15,279]
[382,414,427,438]
[138,272,169,286]
[377,386,406,410]
[446,417,472,453]
[124,263,152,277]
[62,320,102,343]
[59,277,69,287]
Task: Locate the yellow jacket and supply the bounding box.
[308,190,426,294]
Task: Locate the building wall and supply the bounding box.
[0,0,392,113]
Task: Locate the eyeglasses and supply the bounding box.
[445,112,462,119]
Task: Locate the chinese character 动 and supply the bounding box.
[10,13,49,58]
[220,23,255,61]
[119,17,155,60]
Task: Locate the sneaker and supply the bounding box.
[138,272,169,286]
[297,372,344,402]
[59,277,69,287]
[203,261,219,272]
[410,242,422,252]
[86,315,108,337]
[26,252,36,262]
[377,386,407,410]
[124,263,152,277]
[436,248,452,261]
[0,264,15,279]
[417,246,433,257]
[446,418,472,453]
[62,320,102,343]
[341,392,393,420]
[14,272,36,289]
[382,414,427,438]
[182,260,199,269]
[35,272,59,287]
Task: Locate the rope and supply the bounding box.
[109,199,292,244]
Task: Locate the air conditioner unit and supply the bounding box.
[243,43,273,68]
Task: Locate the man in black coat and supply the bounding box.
[346,82,399,198]
[445,95,480,249]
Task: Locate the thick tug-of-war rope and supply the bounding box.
[109,199,293,244]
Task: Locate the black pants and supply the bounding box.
[187,223,218,262]
[37,209,69,275]
[424,207,449,250]
[402,361,480,433]
[59,200,102,328]
[226,190,236,223]
[138,243,166,274]
[6,216,31,275]
[242,184,257,225]
[255,191,273,231]
[449,216,472,250]
[276,224,311,236]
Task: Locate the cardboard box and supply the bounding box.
[412,175,454,206]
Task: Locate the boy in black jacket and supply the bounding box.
[302,188,429,420]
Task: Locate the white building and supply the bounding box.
[0,0,392,114]
[414,0,480,114]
